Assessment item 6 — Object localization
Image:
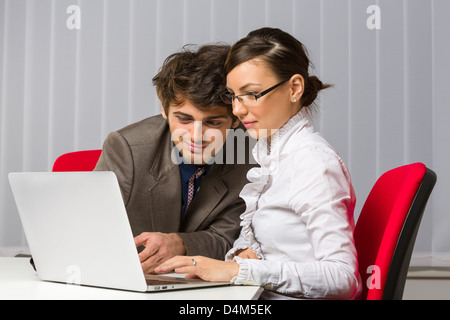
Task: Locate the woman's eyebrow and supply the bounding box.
[227,83,262,93]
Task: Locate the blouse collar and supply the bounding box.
[252,108,312,168]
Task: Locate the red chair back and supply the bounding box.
[52,150,102,172]
[354,162,436,300]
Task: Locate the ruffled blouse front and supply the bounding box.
[225,109,362,300]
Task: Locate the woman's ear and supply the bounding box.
[289,74,304,102]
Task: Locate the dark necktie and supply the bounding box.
[185,166,206,210]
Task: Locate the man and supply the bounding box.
[95,44,255,273]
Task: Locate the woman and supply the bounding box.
[155,27,362,300]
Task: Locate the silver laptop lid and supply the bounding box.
[8,171,148,292]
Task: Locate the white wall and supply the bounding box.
[1,0,449,265]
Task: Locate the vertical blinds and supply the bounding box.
[1,0,449,266]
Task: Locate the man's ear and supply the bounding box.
[161,106,168,119]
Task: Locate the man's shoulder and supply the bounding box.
[214,161,258,183]
[116,114,169,146]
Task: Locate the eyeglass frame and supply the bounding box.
[221,79,289,106]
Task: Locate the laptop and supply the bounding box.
[8,171,229,292]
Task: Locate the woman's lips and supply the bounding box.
[242,121,257,129]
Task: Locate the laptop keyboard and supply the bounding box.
[145,278,186,286]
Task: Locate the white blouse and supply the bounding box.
[226,109,362,300]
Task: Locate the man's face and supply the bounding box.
[162,99,239,165]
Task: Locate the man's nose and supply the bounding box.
[191,120,203,142]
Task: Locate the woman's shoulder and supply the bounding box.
[279,131,351,189]
[284,130,342,163]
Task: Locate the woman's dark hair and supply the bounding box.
[224,27,331,107]
[153,44,232,115]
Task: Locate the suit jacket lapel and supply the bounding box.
[147,133,182,233]
[180,163,228,232]
[145,129,231,233]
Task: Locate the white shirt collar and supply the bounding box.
[252,108,312,168]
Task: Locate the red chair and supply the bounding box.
[52,150,102,172]
[354,162,437,300]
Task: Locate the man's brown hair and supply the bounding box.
[153,44,232,116]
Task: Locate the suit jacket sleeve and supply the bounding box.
[177,194,247,260]
[94,131,134,206]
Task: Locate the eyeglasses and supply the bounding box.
[220,79,288,106]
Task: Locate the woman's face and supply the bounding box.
[226,59,303,141]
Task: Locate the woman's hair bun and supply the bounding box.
[301,76,332,107]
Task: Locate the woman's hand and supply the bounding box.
[154,255,239,282]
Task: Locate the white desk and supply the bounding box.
[0,257,263,300]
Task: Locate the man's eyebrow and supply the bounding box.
[204,115,228,121]
[173,111,228,121]
[173,111,193,118]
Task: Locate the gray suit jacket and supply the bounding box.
[95,115,255,260]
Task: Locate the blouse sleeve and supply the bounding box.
[230,150,361,299]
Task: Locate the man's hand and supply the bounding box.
[134,232,187,274]
[235,247,260,260]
